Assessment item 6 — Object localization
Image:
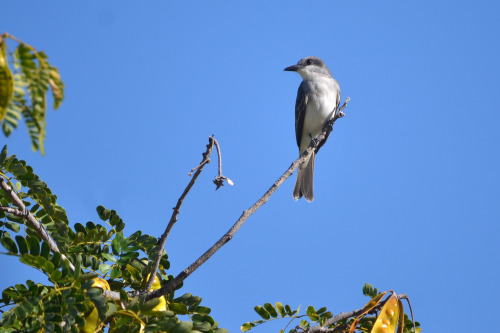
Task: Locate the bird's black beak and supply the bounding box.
[284,64,300,72]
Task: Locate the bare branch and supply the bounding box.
[399,294,416,333]
[0,177,75,271]
[141,98,350,301]
[212,137,234,189]
[144,136,215,292]
[0,206,24,215]
[104,99,350,301]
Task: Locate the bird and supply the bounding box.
[284,56,340,202]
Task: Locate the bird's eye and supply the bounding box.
[306,59,312,65]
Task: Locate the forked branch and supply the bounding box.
[144,136,216,292]
[144,97,350,301]
[0,177,75,271]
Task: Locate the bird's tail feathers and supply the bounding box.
[293,151,315,202]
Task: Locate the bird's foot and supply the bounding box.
[311,137,321,148]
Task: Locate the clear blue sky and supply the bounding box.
[2,1,499,332]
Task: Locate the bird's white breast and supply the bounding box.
[300,77,339,153]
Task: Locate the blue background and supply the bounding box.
[1,1,499,332]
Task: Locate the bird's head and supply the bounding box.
[284,56,332,80]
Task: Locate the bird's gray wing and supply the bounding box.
[295,81,309,149]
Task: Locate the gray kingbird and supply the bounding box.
[284,56,340,202]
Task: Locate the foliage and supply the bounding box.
[0,33,65,155]
[241,284,421,333]
[0,145,227,332]
[241,302,332,333]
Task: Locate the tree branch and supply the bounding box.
[142,98,350,301]
[0,177,75,271]
[0,206,24,215]
[144,136,215,292]
[103,98,350,301]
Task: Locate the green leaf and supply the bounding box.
[43,260,55,274]
[6,213,23,223]
[115,221,125,232]
[275,302,286,317]
[60,259,69,278]
[74,254,81,279]
[119,289,128,304]
[241,322,255,332]
[15,235,29,254]
[109,211,122,226]
[5,221,20,232]
[44,322,55,332]
[11,43,63,155]
[195,306,211,315]
[40,241,49,259]
[28,236,40,255]
[51,252,61,268]
[214,329,229,333]
[170,321,193,333]
[264,303,278,318]
[74,223,86,234]
[160,255,170,270]
[140,297,162,313]
[306,305,319,321]
[254,305,270,320]
[99,263,112,274]
[192,314,212,327]
[96,206,111,221]
[101,252,117,262]
[34,255,46,269]
[0,145,7,165]
[49,269,62,282]
[19,253,35,266]
[168,302,188,315]
[363,283,378,298]
[0,310,17,327]
[106,302,118,317]
[193,320,212,331]
[320,311,332,319]
[110,266,121,279]
[48,66,64,110]
[119,251,139,260]
[111,235,121,255]
[1,236,18,253]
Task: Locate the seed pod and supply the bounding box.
[371,295,400,333]
[79,278,110,333]
[0,39,14,122]
[147,273,167,312]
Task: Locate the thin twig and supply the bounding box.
[400,294,416,333]
[212,137,234,189]
[0,206,24,215]
[0,177,75,271]
[215,136,222,177]
[142,98,350,301]
[2,33,46,65]
[143,137,215,292]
